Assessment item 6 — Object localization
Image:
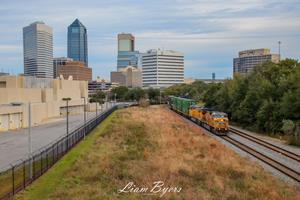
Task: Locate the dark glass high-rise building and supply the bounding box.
[67,19,88,66]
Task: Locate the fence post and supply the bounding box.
[40,151,43,175]
[12,165,15,195]
[33,156,35,179]
[52,145,55,165]
[57,142,60,159]
[46,150,48,170]
[23,160,25,189]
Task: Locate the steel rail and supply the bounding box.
[222,135,300,182]
[168,107,300,182]
[230,127,300,163]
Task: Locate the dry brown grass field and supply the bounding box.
[16,106,300,200]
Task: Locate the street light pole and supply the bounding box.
[28,102,32,179]
[96,102,98,117]
[82,97,86,140]
[62,98,71,148]
[105,95,108,110]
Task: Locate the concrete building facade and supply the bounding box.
[233,48,280,75]
[23,21,53,78]
[57,61,92,81]
[111,66,142,88]
[142,49,184,88]
[0,76,88,132]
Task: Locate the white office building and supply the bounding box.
[23,21,53,78]
[142,49,184,88]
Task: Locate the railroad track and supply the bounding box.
[222,135,300,183]
[168,108,300,182]
[229,127,300,163]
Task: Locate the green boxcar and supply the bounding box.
[170,96,195,115]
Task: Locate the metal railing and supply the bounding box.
[0,104,118,200]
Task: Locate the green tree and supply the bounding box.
[147,88,160,103]
[89,90,106,104]
[125,88,146,101]
[111,86,129,101]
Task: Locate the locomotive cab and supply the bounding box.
[211,112,229,135]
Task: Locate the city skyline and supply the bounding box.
[1,0,300,80]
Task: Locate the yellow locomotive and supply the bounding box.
[169,96,229,136]
[189,105,229,136]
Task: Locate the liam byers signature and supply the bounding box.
[118,181,182,197]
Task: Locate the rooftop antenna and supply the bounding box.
[278,41,281,61]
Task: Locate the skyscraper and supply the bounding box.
[23,21,53,78]
[117,33,139,71]
[233,49,280,75]
[67,19,88,66]
[142,49,184,88]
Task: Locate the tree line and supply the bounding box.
[89,86,163,105]
[164,59,300,146]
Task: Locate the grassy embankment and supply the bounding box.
[15,106,300,200]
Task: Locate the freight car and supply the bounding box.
[169,96,196,116]
[169,96,228,136]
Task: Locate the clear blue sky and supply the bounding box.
[1,0,300,80]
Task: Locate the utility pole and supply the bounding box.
[278,41,281,61]
[28,102,32,179]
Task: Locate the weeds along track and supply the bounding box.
[168,108,300,183]
[229,127,300,163]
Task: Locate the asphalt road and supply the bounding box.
[0,108,109,171]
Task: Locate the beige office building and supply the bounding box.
[111,66,142,88]
[233,48,280,75]
[0,75,89,132]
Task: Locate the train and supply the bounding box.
[168,96,229,136]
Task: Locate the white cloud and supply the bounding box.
[0,0,299,78]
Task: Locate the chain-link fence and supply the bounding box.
[0,104,118,200]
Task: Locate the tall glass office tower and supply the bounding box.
[117,33,139,71]
[67,19,88,66]
[23,21,53,78]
